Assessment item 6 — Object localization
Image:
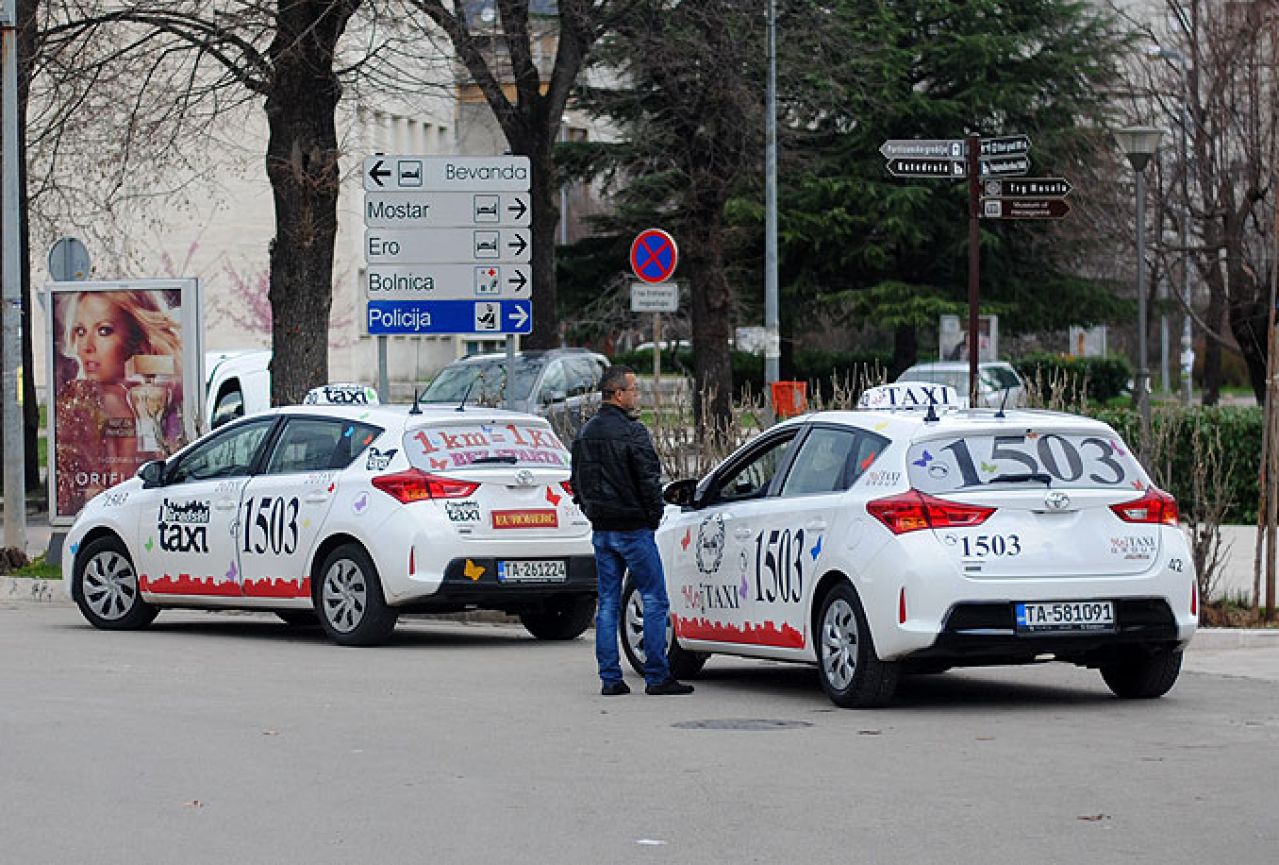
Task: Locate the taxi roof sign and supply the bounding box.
[303,384,380,407]
[858,383,960,412]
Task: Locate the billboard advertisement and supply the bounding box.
[939,314,999,362]
[45,280,202,524]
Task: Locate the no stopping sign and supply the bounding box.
[630,228,678,284]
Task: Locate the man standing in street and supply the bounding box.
[570,365,694,697]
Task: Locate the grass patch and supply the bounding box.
[13,554,61,580]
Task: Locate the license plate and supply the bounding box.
[1015,600,1115,633]
[497,559,567,583]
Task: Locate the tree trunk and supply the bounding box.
[891,325,917,379]
[1201,277,1225,405]
[526,137,559,349]
[685,213,733,432]
[262,2,358,406]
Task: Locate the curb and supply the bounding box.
[1,576,63,604]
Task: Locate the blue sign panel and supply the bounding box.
[367,300,532,335]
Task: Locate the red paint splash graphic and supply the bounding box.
[674,616,804,649]
[141,574,240,596]
[243,577,311,598]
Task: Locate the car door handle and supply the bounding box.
[733,527,753,539]
[304,491,329,504]
[806,520,828,531]
[214,499,237,511]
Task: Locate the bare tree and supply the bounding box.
[403,1,616,350]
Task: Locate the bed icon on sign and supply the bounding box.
[473,195,500,223]
[474,231,500,259]
[475,266,501,296]
[475,302,499,331]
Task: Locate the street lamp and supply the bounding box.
[1115,125,1165,456]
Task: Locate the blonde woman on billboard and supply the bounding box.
[54,289,185,515]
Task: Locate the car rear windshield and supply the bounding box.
[404,420,569,470]
[418,358,539,405]
[906,430,1146,493]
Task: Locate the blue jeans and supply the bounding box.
[593,529,672,687]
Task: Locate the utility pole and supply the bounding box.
[1,0,26,550]
[763,0,779,390]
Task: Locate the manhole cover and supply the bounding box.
[672,718,813,731]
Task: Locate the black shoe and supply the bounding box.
[600,681,631,696]
[645,678,694,696]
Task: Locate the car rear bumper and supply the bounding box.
[390,555,597,612]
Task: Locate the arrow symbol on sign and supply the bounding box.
[508,234,528,256]
[508,270,528,293]
[509,305,530,329]
[507,197,528,220]
[368,159,391,187]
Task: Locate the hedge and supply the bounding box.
[1014,353,1133,405]
[1089,405,1263,525]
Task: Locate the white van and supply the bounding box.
[204,349,272,431]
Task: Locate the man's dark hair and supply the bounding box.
[600,365,634,397]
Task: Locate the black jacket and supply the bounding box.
[570,403,664,531]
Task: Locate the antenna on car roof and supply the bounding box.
[456,379,476,413]
[409,385,423,415]
[994,384,1011,419]
[923,401,940,423]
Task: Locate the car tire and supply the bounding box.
[275,610,319,628]
[816,582,899,708]
[1100,647,1183,699]
[73,535,159,631]
[315,543,397,647]
[619,578,708,679]
[519,595,596,640]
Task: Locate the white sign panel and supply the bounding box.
[364,264,531,301]
[365,228,531,265]
[363,155,531,192]
[631,282,679,313]
[364,191,531,228]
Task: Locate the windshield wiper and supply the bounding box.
[990,472,1051,485]
[470,455,519,465]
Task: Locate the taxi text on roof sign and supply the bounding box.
[858,383,961,411]
[303,384,379,406]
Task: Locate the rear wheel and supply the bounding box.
[816,582,899,708]
[315,544,397,646]
[1100,648,1183,699]
[520,595,596,640]
[74,536,159,630]
[620,579,708,679]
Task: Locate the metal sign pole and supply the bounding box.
[653,312,662,386]
[966,133,981,406]
[377,335,389,403]
[2,1,26,548]
[504,334,515,410]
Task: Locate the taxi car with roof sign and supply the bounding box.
[626,382,1197,707]
[63,384,597,646]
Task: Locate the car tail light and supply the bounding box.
[867,490,994,534]
[898,587,907,624]
[1191,580,1198,618]
[371,468,479,503]
[1110,486,1179,526]
[560,481,574,497]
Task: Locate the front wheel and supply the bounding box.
[620,579,708,679]
[315,544,397,646]
[816,582,899,708]
[74,536,159,630]
[520,595,596,640]
[1100,648,1183,699]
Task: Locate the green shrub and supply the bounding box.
[1015,353,1132,405]
[1089,405,1262,524]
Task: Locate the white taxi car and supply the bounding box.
[63,385,597,646]
[628,383,1197,708]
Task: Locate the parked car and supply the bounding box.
[634,382,1197,708]
[896,360,1025,408]
[417,348,609,441]
[204,349,272,431]
[63,385,597,646]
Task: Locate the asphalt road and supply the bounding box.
[2,605,1277,865]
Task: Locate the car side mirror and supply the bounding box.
[663,478,698,508]
[137,460,166,488]
[542,388,567,405]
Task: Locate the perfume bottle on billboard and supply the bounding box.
[126,354,174,453]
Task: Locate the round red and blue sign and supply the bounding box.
[629,228,679,284]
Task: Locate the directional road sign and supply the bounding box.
[983,177,1072,199]
[978,135,1031,157]
[885,158,966,178]
[981,198,1072,220]
[362,154,533,334]
[630,229,679,284]
[364,264,531,301]
[978,155,1031,177]
[365,228,531,264]
[364,191,531,228]
[367,299,533,335]
[879,139,965,160]
[362,155,530,192]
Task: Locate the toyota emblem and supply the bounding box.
[1044,490,1071,511]
[515,469,536,487]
